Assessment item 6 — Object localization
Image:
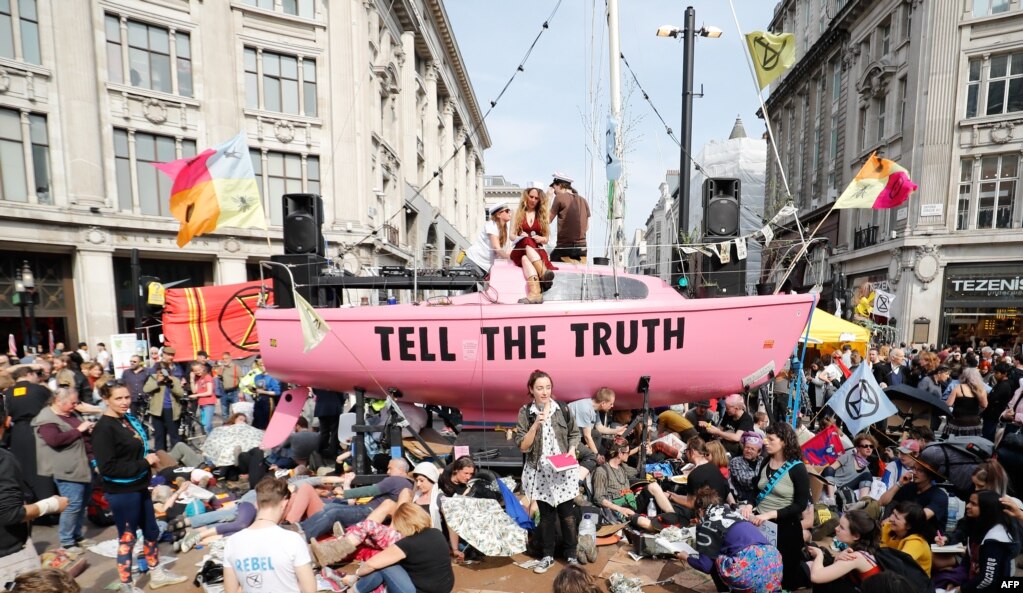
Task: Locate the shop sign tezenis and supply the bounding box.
[947,275,1023,299]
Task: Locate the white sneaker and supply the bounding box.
[149,567,188,589]
[533,556,555,574]
[119,584,144,593]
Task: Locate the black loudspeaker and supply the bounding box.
[269,254,335,308]
[283,193,324,256]
[703,178,741,238]
[703,249,747,297]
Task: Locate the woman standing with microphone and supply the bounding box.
[514,370,580,574]
[92,379,188,593]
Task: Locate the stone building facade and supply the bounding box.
[763,0,1023,347]
[0,0,488,349]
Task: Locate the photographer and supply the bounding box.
[143,362,188,450]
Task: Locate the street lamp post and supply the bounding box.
[13,261,36,355]
[658,9,722,293]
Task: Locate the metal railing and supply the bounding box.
[853,224,878,249]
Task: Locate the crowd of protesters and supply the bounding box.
[3,339,1023,593]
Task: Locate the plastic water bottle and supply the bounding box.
[946,496,964,533]
[137,557,148,573]
[579,513,596,536]
[647,499,657,517]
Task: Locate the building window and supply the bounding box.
[957,159,972,231]
[876,95,886,142]
[897,77,907,131]
[0,107,49,204]
[858,107,867,150]
[113,129,196,216]
[105,15,192,97]
[978,155,1017,229]
[967,52,1023,118]
[250,149,320,225]
[973,0,1010,17]
[829,114,838,160]
[958,155,1018,230]
[831,59,842,103]
[879,20,891,57]
[0,0,40,65]
[243,0,314,18]
[244,48,317,117]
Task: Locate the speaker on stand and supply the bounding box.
[283,193,325,256]
[701,178,746,297]
[275,193,333,307]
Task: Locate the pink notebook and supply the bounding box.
[544,453,579,472]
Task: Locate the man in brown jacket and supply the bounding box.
[548,172,590,264]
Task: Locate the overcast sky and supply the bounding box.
[447,0,778,257]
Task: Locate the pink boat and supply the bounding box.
[255,261,816,423]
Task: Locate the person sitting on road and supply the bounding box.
[676,486,782,593]
[223,476,316,593]
[592,437,680,532]
[299,458,413,541]
[337,503,454,593]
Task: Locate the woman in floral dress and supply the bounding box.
[514,370,580,574]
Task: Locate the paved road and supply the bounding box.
[28,519,712,593]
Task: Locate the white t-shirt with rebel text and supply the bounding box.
[224,525,311,593]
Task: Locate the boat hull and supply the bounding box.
[256,289,816,423]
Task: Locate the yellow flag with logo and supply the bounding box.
[745,31,796,89]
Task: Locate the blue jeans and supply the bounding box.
[54,479,91,547]
[200,405,215,434]
[299,502,373,539]
[355,565,416,593]
[220,388,239,417]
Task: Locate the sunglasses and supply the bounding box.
[857,444,874,449]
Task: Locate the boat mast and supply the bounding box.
[607,0,625,278]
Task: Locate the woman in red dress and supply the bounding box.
[510,184,556,304]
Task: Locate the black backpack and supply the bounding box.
[873,547,933,593]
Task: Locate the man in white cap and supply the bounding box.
[548,172,590,264]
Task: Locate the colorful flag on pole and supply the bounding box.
[833,153,918,210]
[801,424,845,466]
[154,133,266,247]
[161,280,273,361]
[745,31,796,89]
[295,292,330,353]
[826,363,898,436]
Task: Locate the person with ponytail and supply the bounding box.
[92,379,187,592]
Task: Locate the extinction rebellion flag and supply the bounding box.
[162,280,273,362]
[826,362,898,436]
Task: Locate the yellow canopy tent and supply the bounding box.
[800,309,870,356]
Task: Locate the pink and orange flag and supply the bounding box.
[154,133,266,247]
[833,152,918,210]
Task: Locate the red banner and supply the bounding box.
[162,280,272,362]
[801,424,845,466]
